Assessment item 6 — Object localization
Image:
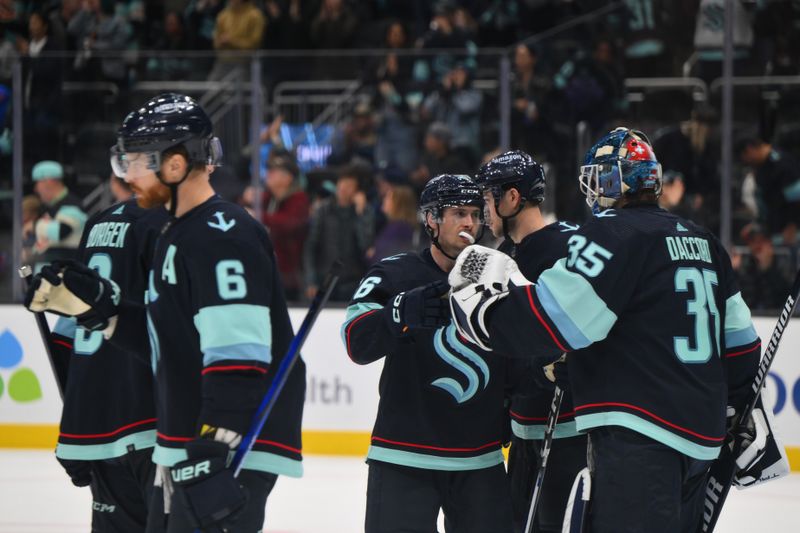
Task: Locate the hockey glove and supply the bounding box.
[731,387,790,489]
[533,355,569,391]
[25,260,120,331]
[448,245,533,351]
[57,457,92,487]
[383,280,451,336]
[170,437,246,532]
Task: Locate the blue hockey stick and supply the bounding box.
[230,263,341,476]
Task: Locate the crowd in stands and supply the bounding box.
[5,0,800,311]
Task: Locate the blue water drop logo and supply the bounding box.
[0,329,23,369]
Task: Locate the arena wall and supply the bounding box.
[1,306,798,470]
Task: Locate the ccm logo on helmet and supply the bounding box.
[171,460,211,482]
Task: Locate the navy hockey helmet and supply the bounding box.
[110,93,222,179]
[420,174,484,259]
[474,150,545,204]
[419,174,484,222]
[580,127,661,212]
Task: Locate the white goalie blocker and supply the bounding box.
[732,384,790,489]
[447,245,533,351]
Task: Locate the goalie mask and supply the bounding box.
[579,127,662,213]
[110,93,223,214]
[420,174,484,260]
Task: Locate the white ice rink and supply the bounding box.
[0,450,798,532]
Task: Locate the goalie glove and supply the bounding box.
[448,245,533,351]
[731,386,790,489]
[24,260,121,331]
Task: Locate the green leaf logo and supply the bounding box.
[8,368,42,402]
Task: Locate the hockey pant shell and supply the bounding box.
[365,459,513,533]
[145,469,277,533]
[89,447,156,533]
[587,426,711,533]
[508,434,588,533]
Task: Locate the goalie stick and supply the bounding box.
[18,265,66,401]
[230,262,341,476]
[696,267,800,533]
[524,384,565,533]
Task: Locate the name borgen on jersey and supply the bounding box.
[146,196,305,477]
[53,199,167,460]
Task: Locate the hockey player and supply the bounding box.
[25,193,167,532]
[474,150,586,533]
[342,174,513,533]
[24,93,305,533]
[449,128,762,532]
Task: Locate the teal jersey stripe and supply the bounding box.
[511,420,580,440]
[340,302,384,346]
[241,450,303,478]
[366,446,504,471]
[725,292,758,347]
[203,342,272,366]
[56,430,156,460]
[575,412,721,460]
[53,316,77,339]
[783,180,800,202]
[537,259,618,348]
[194,304,272,366]
[152,444,303,477]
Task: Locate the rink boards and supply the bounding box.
[1,305,799,470]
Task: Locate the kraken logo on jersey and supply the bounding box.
[431,324,490,404]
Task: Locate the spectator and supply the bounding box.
[68,0,132,85]
[736,136,800,245]
[209,0,265,80]
[48,0,81,50]
[415,1,476,87]
[184,0,224,50]
[309,0,357,49]
[21,194,41,265]
[421,62,483,167]
[246,154,310,301]
[329,101,378,167]
[20,11,63,165]
[147,11,192,80]
[370,20,419,173]
[27,160,87,267]
[733,222,793,311]
[263,0,313,50]
[657,170,704,225]
[409,122,470,194]
[511,42,553,160]
[304,166,375,302]
[367,183,420,263]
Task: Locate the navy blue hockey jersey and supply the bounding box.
[500,221,581,440]
[489,205,760,460]
[54,199,166,460]
[342,250,508,471]
[146,196,305,477]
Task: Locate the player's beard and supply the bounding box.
[133,180,171,209]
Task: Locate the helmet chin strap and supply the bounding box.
[426,223,459,261]
[496,196,526,257]
[156,166,193,217]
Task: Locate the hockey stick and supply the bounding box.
[524,384,565,533]
[696,267,800,533]
[230,262,341,476]
[18,265,66,401]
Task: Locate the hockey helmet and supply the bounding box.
[474,150,545,204]
[110,93,222,178]
[579,127,662,212]
[419,174,484,222]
